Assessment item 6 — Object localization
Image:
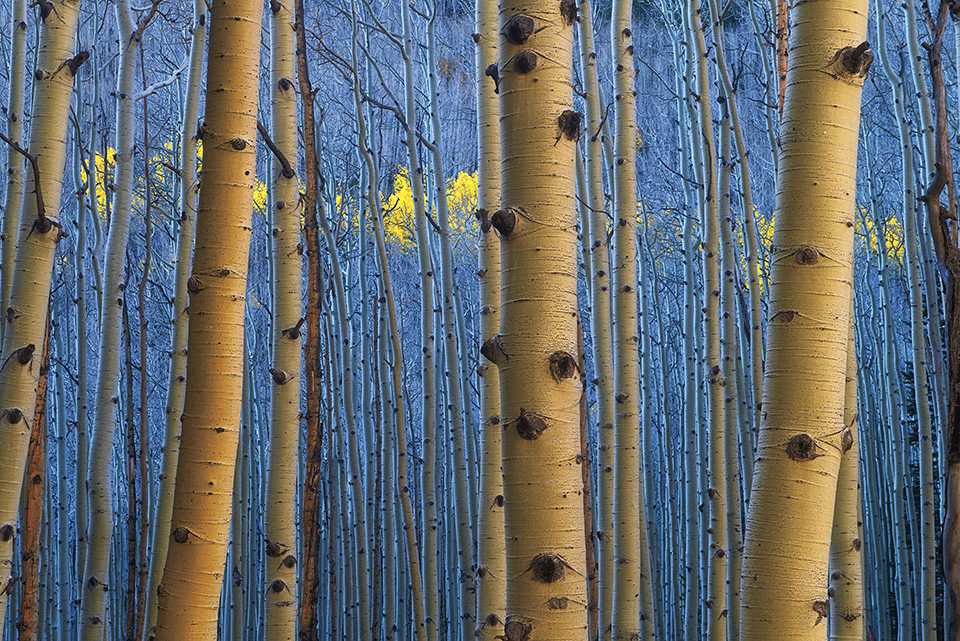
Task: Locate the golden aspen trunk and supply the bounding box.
[0,0,27,329]
[494,1,588,638]
[474,0,504,637]
[142,0,205,636]
[0,0,84,627]
[264,0,302,637]
[739,4,871,638]
[154,0,264,634]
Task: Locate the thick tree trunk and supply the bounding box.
[740,4,870,638]
[495,2,589,638]
[154,0,264,633]
[0,0,84,627]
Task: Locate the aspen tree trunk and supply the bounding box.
[317,184,370,638]
[672,30,702,639]
[687,2,727,636]
[829,299,863,640]
[154,0,264,634]
[0,0,84,627]
[351,2,426,635]
[295,0,324,635]
[739,4,871,638]
[574,3,616,635]
[875,8,936,633]
[80,0,151,633]
[717,101,743,641]
[926,4,960,639]
[142,0,205,636]
[72,124,90,627]
[422,9,478,627]
[474,0,505,637]
[264,0,302,636]
[494,1,588,638]
[610,0,653,637]
[708,0,763,459]
[135,109,153,640]
[0,0,27,330]
[396,0,439,634]
[16,308,51,641]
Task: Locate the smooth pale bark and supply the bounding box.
[739,3,870,638]
[16,309,51,641]
[153,0,264,634]
[142,0,204,637]
[351,1,426,635]
[80,0,145,633]
[829,300,863,640]
[687,2,726,637]
[0,0,26,330]
[610,0,652,638]
[874,10,935,633]
[421,10,477,628]
[0,0,83,627]
[717,103,743,641]
[397,2,439,634]
[575,4,615,636]
[474,0,504,637]
[264,0,302,637]
[496,2,588,638]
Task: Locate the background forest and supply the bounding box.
[0,0,950,638]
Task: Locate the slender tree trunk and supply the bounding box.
[575,3,616,635]
[294,0,323,637]
[264,0,303,636]
[829,299,863,640]
[610,0,653,637]
[740,6,871,639]
[0,0,27,331]
[351,2,426,636]
[474,0,504,637]
[154,0,264,633]
[687,3,726,636]
[80,0,152,631]
[494,2,588,637]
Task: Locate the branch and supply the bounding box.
[256,121,296,179]
[131,0,160,44]
[0,131,45,229]
[131,58,189,101]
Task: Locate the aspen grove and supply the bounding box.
[0,0,958,639]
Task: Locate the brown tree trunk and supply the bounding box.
[924,4,960,638]
[295,0,323,636]
[16,302,52,641]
